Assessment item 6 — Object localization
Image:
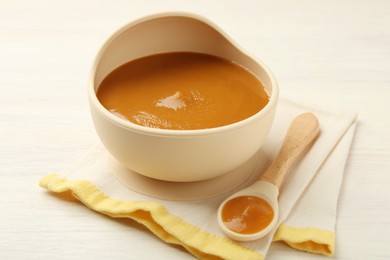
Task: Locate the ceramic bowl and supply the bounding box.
[88,12,279,182]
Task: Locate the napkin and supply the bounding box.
[39,99,357,259]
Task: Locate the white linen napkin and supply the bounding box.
[40,99,357,259]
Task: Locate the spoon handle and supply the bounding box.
[259,112,320,189]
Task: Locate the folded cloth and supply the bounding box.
[39,99,357,259]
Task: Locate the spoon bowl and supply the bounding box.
[217,112,320,241]
[217,180,279,241]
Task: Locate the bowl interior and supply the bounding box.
[91,14,277,119]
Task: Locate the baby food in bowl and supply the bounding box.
[97,52,269,130]
[88,12,278,182]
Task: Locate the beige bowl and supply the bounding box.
[88,12,279,182]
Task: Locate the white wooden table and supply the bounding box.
[1,1,389,259]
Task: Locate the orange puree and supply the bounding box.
[97,52,269,130]
[221,196,274,234]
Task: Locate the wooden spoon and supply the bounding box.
[217,112,320,241]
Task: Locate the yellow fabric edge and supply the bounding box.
[273,223,335,256]
[39,174,263,260]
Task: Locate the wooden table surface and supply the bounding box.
[1,0,389,259]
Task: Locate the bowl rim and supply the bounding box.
[88,11,279,137]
